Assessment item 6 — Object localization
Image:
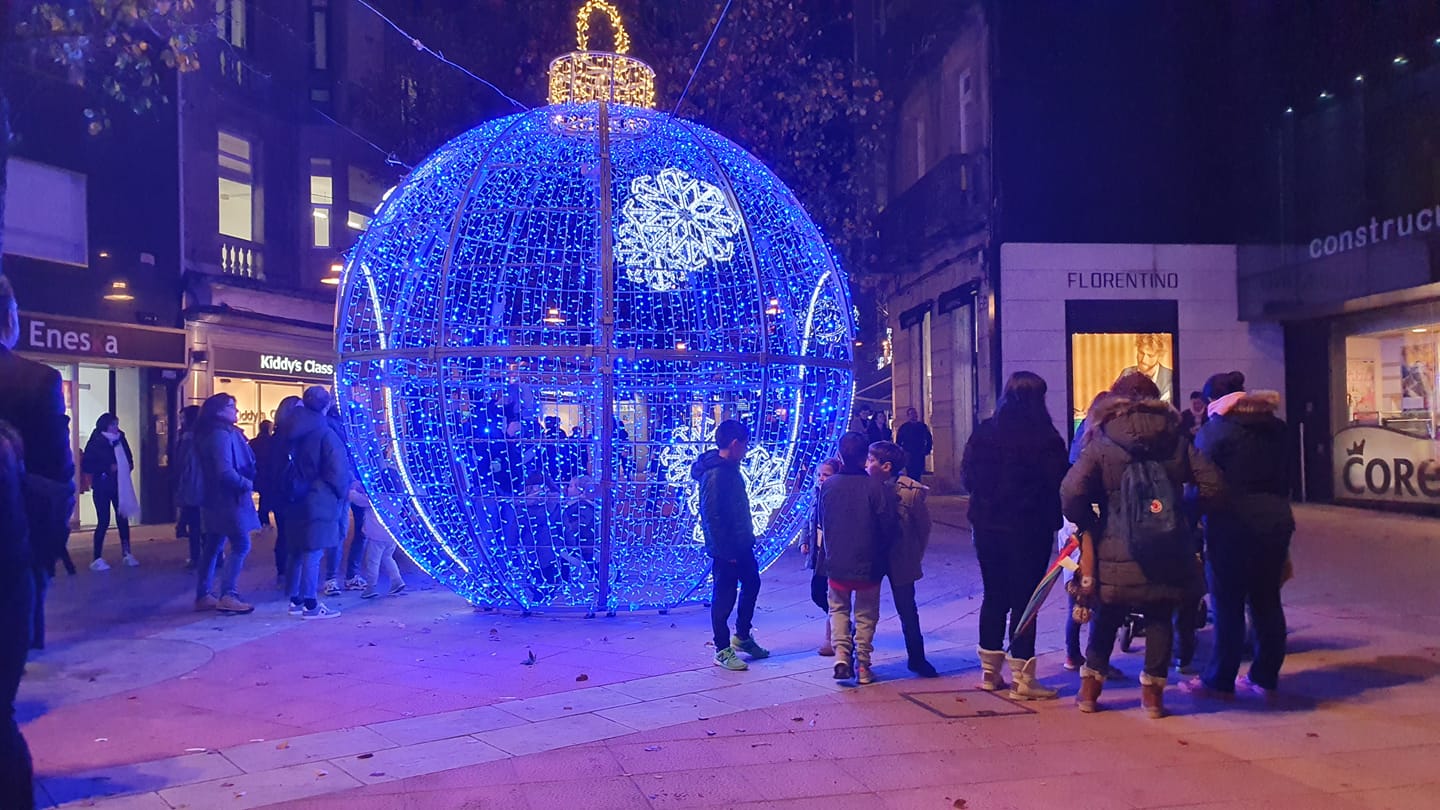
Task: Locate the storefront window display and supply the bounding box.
[212,378,308,438]
[48,362,145,528]
[1336,313,1440,506]
[1069,331,1176,431]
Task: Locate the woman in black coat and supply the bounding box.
[81,413,136,570]
[1060,372,1223,718]
[961,371,1070,700]
[194,394,260,614]
[1187,375,1294,699]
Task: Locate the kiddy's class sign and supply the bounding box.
[1333,426,1440,504]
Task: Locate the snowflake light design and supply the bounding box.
[809,295,847,345]
[658,420,789,545]
[616,168,743,291]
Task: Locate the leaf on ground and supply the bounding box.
[522,650,537,665]
[357,753,374,760]
[644,745,661,752]
[751,742,772,748]
[316,769,329,778]
[366,642,377,647]
[220,782,234,788]
[276,742,290,750]
[576,673,589,682]
[94,738,108,743]
[1306,732,1320,738]
[953,800,968,809]
[370,771,386,777]
[791,716,804,722]
[705,730,717,736]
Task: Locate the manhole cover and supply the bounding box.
[902,690,1035,718]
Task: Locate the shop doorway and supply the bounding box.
[48,362,146,530]
[212,377,308,440]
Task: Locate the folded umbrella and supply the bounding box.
[1011,534,1082,643]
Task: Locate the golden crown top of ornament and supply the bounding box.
[548,0,656,108]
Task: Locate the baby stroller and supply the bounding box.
[1118,596,1208,653]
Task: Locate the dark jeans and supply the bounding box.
[1089,603,1174,680]
[1203,536,1290,691]
[274,512,289,577]
[197,533,251,599]
[257,495,274,528]
[809,573,827,612]
[324,506,366,581]
[91,483,131,559]
[905,453,926,481]
[889,577,927,662]
[1065,591,1084,661]
[179,505,203,564]
[1175,594,1202,666]
[0,568,35,808]
[28,566,46,651]
[973,528,1050,659]
[711,552,761,650]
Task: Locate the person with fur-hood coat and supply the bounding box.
[1184,372,1294,700]
[1060,372,1223,719]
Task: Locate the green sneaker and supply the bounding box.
[714,647,748,671]
[731,634,771,659]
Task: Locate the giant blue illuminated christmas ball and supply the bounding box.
[334,10,855,613]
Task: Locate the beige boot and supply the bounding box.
[977,647,1008,691]
[1007,657,1059,701]
[1077,668,1105,713]
[818,620,835,656]
[1140,672,1167,719]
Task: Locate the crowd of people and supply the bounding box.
[698,364,1293,724]
[961,368,1293,718]
[169,386,405,616]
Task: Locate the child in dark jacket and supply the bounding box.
[692,419,770,672]
[867,440,937,677]
[820,431,900,685]
[801,457,841,656]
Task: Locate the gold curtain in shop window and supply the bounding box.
[1070,332,1173,421]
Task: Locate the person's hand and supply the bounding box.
[800,543,810,555]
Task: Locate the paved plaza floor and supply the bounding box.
[21,498,1440,809]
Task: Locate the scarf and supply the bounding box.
[1207,391,1246,419]
[105,429,141,519]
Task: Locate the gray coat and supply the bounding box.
[281,406,353,552]
[197,424,261,538]
[1060,398,1222,607]
[886,475,930,584]
[819,471,899,583]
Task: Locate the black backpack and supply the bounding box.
[274,437,310,506]
[1115,453,1193,585]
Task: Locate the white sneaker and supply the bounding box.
[303,603,342,620]
[123,553,140,568]
[344,576,367,591]
[322,579,341,596]
[89,558,111,572]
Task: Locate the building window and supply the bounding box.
[346,211,371,231]
[217,131,254,242]
[958,70,975,155]
[310,158,333,248]
[914,117,927,181]
[2,158,88,266]
[311,0,329,71]
[216,0,248,49]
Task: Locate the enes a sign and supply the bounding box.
[17,312,187,367]
[1333,426,1440,504]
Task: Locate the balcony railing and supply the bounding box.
[882,151,989,265]
[220,237,263,279]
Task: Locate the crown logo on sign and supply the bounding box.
[1346,439,1366,456]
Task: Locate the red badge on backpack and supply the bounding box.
[1149,499,1163,514]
